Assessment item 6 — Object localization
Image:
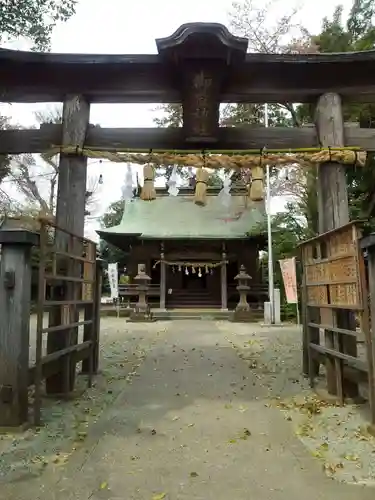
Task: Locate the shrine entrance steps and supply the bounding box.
[152,308,264,321]
[166,289,219,309]
[153,309,230,321]
[100,306,264,322]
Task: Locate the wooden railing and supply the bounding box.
[32,219,101,426]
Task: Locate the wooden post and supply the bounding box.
[93,259,103,373]
[301,269,309,377]
[46,95,90,395]
[0,229,39,427]
[315,92,358,398]
[82,259,103,375]
[160,243,166,311]
[301,257,320,378]
[359,235,375,425]
[221,250,228,311]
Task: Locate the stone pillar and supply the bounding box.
[221,251,228,311]
[274,288,281,324]
[160,244,166,311]
[264,302,271,324]
[0,229,39,427]
[129,265,155,322]
[136,277,149,313]
[231,265,253,322]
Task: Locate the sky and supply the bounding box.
[1,0,353,240]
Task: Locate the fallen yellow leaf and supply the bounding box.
[100,482,108,490]
[152,493,166,500]
[312,450,323,458]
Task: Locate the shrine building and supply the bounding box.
[98,183,267,311]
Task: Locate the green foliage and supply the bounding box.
[0,0,77,50]
[101,200,123,229]
[313,6,353,52]
[99,199,129,265]
[119,274,129,285]
[153,103,223,185]
[156,102,294,129]
[259,206,307,264]
[154,104,182,128]
[309,0,375,231]
[151,0,375,316]
[313,1,375,51]
[347,0,375,43]
[221,104,263,126]
[221,103,294,127]
[255,206,306,317]
[267,0,375,310]
[296,167,319,238]
[153,104,183,180]
[281,302,299,322]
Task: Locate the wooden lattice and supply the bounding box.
[301,222,363,310]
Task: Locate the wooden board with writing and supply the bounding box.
[181,67,221,142]
[300,222,364,310]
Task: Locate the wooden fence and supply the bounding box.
[300,221,375,425]
[0,222,101,427]
[31,220,101,425]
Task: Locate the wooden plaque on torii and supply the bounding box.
[156,23,248,143]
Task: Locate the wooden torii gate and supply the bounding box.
[1,22,375,425]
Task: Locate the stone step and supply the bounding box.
[100,307,264,321]
[168,295,217,299]
[153,309,231,321]
[166,302,221,309]
[167,300,220,304]
[167,301,220,306]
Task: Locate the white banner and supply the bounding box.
[107,263,119,299]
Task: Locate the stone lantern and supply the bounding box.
[129,264,154,322]
[232,265,252,322]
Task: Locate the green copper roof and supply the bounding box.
[98,191,266,242]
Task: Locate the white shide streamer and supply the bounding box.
[121,163,134,201]
[168,166,180,197]
[218,175,232,207]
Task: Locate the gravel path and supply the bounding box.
[0,319,167,484]
[0,319,374,500]
[217,322,375,485]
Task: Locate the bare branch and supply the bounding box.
[10,154,50,213]
[229,0,309,53]
[35,106,62,170]
[84,175,103,220]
